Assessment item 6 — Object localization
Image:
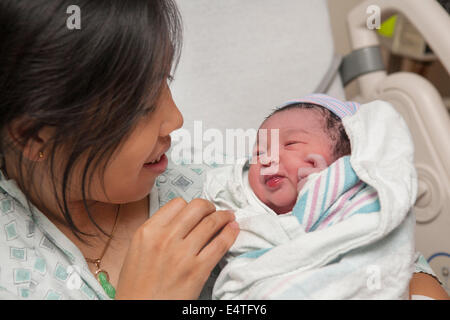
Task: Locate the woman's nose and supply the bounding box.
[169,102,184,132]
[161,88,184,137]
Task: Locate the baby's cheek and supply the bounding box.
[248,164,263,194]
[287,159,312,182]
[248,164,258,184]
[315,142,335,165]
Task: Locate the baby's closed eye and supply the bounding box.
[284,141,307,148]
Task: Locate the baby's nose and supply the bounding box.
[260,155,280,175]
[262,156,278,166]
[259,150,279,166]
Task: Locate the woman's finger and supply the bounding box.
[117,198,239,300]
[145,197,188,226]
[168,198,217,239]
[184,209,235,254]
[196,221,239,270]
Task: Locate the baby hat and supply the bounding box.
[276,93,360,119]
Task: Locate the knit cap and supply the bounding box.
[276,93,360,119]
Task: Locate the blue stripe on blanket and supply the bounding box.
[342,156,359,192]
[293,156,379,233]
[319,167,332,214]
[238,248,271,259]
[352,199,381,214]
[309,169,332,232]
[292,190,309,222]
[309,157,357,232]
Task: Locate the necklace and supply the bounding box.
[85,204,120,299]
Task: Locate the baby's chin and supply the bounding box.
[265,194,297,215]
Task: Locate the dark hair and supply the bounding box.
[0,0,182,239]
[265,103,351,159]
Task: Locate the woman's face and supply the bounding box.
[3,82,182,222]
[84,84,183,204]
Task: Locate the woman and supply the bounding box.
[0,0,446,300]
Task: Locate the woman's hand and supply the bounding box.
[115,197,239,299]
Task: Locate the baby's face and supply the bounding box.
[249,108,335,214]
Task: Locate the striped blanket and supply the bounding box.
[293,155,380,233]
[207,100,417,299]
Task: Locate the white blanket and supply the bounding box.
[204,100,417,299]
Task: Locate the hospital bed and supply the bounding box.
[170,0,450,293]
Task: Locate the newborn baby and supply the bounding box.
[248,101,351,214]
[204,94,417,299]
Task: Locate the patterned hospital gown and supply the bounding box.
[0,157,438,299]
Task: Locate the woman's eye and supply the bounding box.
[285,141,300,146]
[142,105,156,117]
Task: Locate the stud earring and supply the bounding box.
[39,151,44,159]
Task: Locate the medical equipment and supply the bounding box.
[378,14,436,62]
[344,0,450,293]
[170,0,450,293]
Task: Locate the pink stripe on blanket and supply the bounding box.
[330,159,341,203]
[305,176,322,231]
[260,269,301,299]
[317,181,364,230]
[338,191,378,222]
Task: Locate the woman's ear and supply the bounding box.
[23,126,55,162]
[7,119,54,162]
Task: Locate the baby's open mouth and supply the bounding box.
[264,174,285,188]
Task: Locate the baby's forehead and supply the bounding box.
[259,107,325,130]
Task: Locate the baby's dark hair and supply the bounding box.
[265,103,351,160]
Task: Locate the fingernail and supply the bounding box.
[228,221,239,229]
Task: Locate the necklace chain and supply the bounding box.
[85,204,121,271]
[84,204,120,299]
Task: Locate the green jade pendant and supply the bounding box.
[88,206,120,300]
[91,259,116,299]
[96,270,116,299]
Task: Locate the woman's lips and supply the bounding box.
[143,140,171,166]
[143,153,168,173]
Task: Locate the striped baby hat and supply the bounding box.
[276,93,360,119]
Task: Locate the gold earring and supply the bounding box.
[39,151,44,159]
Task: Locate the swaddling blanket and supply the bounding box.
[205,100,417,299]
